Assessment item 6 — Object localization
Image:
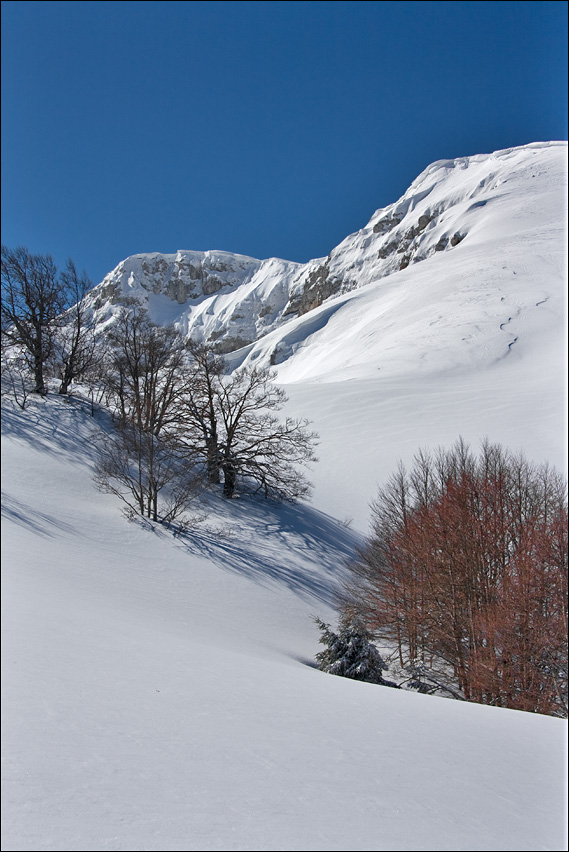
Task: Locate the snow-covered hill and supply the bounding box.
[2,395,567,852]
[2,141,567,851]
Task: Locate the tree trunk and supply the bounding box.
[222,463,237,498]
[59,365,72,395]
[206,435,220,483]
[33,356,46,395]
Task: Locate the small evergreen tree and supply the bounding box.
[314,613,398,687]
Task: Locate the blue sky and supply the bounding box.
[1,0,567,286]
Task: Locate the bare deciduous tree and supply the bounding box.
[178,348,318,500]
[102,304,187,434]
[94,422,202,525]
[1,246,64,394]
[179,342,226,484]
[1,346,32,409]
[1,246,96,396]
[94,304,202,524]
[55,260,97,395]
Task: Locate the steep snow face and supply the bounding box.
[320,141,566,293]
[88,141,566,359]
[240,141,567,381]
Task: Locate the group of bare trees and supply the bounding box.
[1,247,317,522]
[347,440,568,716]
[2,247,316,522]
[180,342,317,500]
[1,245,97,404]
[93,304,317,522]
[92,308,199,524]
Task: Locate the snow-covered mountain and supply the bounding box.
[2,142,567,851]
[90,141,566,371]
[87,141,567,527]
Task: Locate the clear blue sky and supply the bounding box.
[2,0,567,286]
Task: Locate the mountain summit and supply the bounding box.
[89,141,566,377]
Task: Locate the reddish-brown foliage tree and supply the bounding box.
[349,440,567,716]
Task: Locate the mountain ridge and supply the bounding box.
[88,141,566,372]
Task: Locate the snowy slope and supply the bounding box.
[86,141,567,529]
[237,142,566,527]
[244,142,566,379]
[2,396,567,852]
[2,142,568,850]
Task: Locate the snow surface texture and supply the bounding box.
[2,142,568,851]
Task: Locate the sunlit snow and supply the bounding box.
[2,142,567,851]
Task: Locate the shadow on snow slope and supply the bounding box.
[1,393,359,609]
[176,491,361,607]
[0,491,78,539]
[1,393,101,467]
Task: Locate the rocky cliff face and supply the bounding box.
[88,142,565,356]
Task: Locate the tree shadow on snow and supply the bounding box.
[1,395,101,468]
[1,395,361,606]
[1,491,77,539]
[177,493,363,607]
